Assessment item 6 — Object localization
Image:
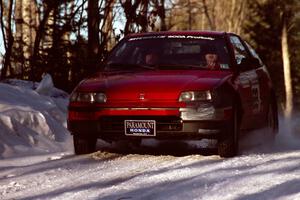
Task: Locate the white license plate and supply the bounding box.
[125,120,156,136]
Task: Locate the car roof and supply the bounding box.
[126,31,230,38]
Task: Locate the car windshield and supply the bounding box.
[106,35,231,71]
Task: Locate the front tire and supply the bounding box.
[73,134,97,155]
[218,106,240,158]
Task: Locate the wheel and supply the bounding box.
[73,134,97,155]
[218,105,240,158]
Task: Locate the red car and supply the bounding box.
[68,31,278,157]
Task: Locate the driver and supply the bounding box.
[203,46,220,70]
[145,51,159,65]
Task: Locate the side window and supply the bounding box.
[230,36,249,65]
[245,42,264,67]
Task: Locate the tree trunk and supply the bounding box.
[0,0,7,53]
[14,0,23,76]
[31,3,54,81]
[228,0,236,32]
[23,0,38,77]
[121,0,142,35]
[88,0,100,72]
[281,14,293,119]
[139,0,148,32]
[102,0,116,51]
[159,0,166,31]
[187,0,192,30]
[0,0,14,79]
[202,0,215,30]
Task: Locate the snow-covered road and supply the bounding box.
[1,79,300,200]
[2,129,300,200]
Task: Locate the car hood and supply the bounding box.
[77,70,232,101]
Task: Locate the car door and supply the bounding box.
[229,35,261,129]
[245,42,272,126]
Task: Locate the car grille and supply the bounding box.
[100,116,182,132]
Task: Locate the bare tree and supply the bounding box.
[201,0,215,30]
[87,0,100,72]
[200,0,247,33]
[101,0,116,51]
[0,0,14,79]
[31,0,58,80]
[154,0,166,31]
[167,0,215,31]
[281,11,293,118]
[120,0,143,35]
[146,0,167,31]
[166,0,248,33]
[11,0,39,78]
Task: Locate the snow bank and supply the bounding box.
[0,78,72,158]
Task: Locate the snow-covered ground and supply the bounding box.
[1,79,300,200]
[0,77,72,159]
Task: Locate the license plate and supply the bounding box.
[125,120,156,136]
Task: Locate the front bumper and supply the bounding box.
[68,105,232,141]
[68,117,229,140]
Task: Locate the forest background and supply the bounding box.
[0,0,299,116]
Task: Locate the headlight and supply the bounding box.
[179,91,212,102]
[70,92,107,103]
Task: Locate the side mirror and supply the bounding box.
[238,57,260,71]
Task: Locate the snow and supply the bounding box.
[1,78,300,200]
[0,78,72,159]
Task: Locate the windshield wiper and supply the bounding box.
[156,64,207,70]
[106,63,156,71]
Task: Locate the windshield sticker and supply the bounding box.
[167,35,186,39]
[220,64,230,69]
[129,36,167,41]
[129,35,215,41]
[186,35,214,40]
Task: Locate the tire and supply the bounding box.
[218,106,240,158]
[73,134,97,155]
